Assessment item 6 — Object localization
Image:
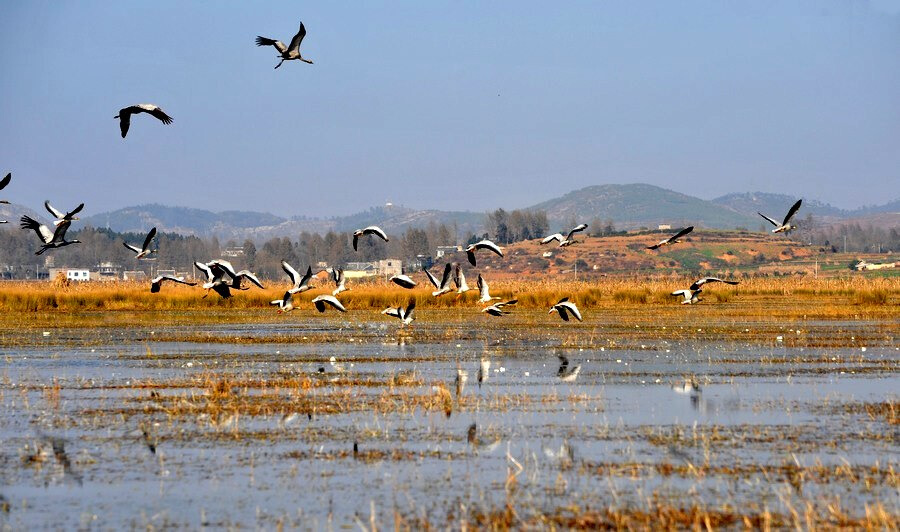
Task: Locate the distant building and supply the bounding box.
[97,262,121,279]
[435,245,460,258]
[658,224,672,231]
[222,247,245,257]
[49,268,91,282]
[123,270,147,281]
[377,259,402,277]
[414,255,433,271]
[853,260,897,271]
[344,261,378,278]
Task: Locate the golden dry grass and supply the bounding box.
[0,276,896,314]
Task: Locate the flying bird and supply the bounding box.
[476,274,500,304]
[123,227,156,259]
[0,172,11,203]
[352,226,389,251]
[424,263,453,297]
[453,264,475,297]
[671,288,702,305]
[271,291,295,313]
[759,199,802,233]
[481,299,518,316]
[256,22,314,69]
[194,261,233,298]
[390,273,417,289]
[282,261,313,294]
[549,297,583,322]
[465,239,503,266]
[44,201,85,227]
[689,277,740,291]
[382,299,416,325]
[150,274,196,293]
[311,294,346,313]
[20,216,80,255]
[556,354,581,382]
[115,104,173,138]
[330,267,349,296]
[647,226,694,250]
[541,223,588,247]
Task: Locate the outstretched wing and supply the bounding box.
[423,268,440,289]
[255,36,287,53]
[21,215,54,243]
[439,263,453,289]
[566,224,588,240]
[44,201,65,219]
[142,227,157,252]
[149,107,173,125]
[51,220,71,242]
[782,199,802,225]
[541,233,563,245]
[287,22,307,53]
[757,212,779,227]
[281,260,300,285]
[117,109,132,138]
[123,242,142,254]
[668,226,694,242]
[363,226,389,242]
[65,203,85,219]
[237,271,265,289]
[0,173,10,191]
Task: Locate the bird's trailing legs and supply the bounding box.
[275,58,284,69]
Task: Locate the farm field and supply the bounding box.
[0,278,897,529]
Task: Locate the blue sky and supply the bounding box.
[1,1,898,217]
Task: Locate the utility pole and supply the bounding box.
[843,235,847,254]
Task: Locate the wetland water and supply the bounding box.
[1,310,897,528]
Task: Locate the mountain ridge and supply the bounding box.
[68,184,898,241]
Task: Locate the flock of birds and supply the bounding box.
[0,18,805,324]
[0,163,805,322]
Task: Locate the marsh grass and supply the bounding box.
[1,277,893,313]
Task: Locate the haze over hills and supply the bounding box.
[51,184,899,241]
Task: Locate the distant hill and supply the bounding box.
[80,185,898,241]
[81,204,288,237]
[82,203,484,241]
[527,183,761,230]
[712,192,846,222]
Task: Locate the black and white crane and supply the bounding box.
[123,227,156,259]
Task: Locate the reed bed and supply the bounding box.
[0,276,895,313]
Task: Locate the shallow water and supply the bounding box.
[1,312,897,528]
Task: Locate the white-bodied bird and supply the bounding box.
[382,299,416,325]
[549,297,583,322]
[390,274,417,289]
[282,261,313,294]
[481,299,518,316]
[150,274,196,293]
[424,263,453,297]
[647,226,694,250]
[465,239,503,266]
[330,267,349,296]
[123,227,156,259]
[311,295,346,313]
[671,288,702,305]
[541,223,588,247]
[44,201,85,227]
[476,274,500,304]
[270,291,295,313]
[758,199,802,233]
[352,226,389,251]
